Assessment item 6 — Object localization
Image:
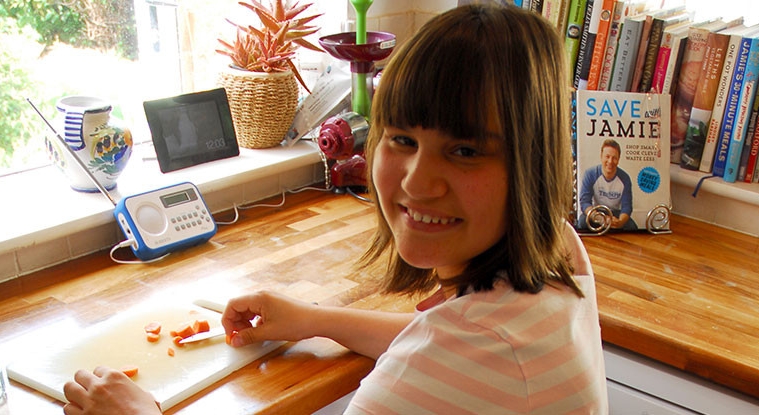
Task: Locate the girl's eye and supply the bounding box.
[391,135,417,148]
[452,145,480,158]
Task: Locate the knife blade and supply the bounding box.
[179,326,226,344]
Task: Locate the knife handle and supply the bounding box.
[193,299,226,313]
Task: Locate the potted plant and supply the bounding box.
[216,0,322,148]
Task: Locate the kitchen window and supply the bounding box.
[0,0,345,176]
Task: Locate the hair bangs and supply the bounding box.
[377,31,495,141]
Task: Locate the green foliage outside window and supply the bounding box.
[0,1,137,169]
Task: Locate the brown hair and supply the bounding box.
[359,4,582,298]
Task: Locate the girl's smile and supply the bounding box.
[373,126,508,279]
[403,205,461,227]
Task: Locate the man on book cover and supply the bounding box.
[577,138,638,230]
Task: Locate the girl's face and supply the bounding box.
[373,126,509,280]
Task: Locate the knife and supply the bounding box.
[179,326,226,344]
[179,299,228,344]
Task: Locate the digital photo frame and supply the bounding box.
[143,88,240,173]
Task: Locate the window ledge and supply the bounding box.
[0,140,324,282]
[670,164,759,237]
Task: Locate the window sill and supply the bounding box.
[0,140,324,283]
[670,164,759,237]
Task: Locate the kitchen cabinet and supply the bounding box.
[605,344,759,414]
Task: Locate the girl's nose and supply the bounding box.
[401,152,447,199]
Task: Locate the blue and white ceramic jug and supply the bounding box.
[46,96,133,192]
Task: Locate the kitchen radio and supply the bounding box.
[114,182,217,261]
[27,98,217,263]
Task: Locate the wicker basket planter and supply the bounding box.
[217,67,299,149]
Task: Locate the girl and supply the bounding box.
[63,4,607,414]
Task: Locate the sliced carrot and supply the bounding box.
[146,332,161,343]
[144,321,162,334]
[173,322,196,339]
[167,347,175,357]
[193,319,210,334]
[173,335,185,347]
[121,365,139,378]
[226,330,239,346]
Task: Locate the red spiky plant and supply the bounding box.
[217,0,323,91]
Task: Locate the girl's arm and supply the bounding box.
[222,291,414,360]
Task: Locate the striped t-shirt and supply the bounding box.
[345,229,608,414]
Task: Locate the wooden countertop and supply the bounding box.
[1,189,758,414]
[583,218,759,399]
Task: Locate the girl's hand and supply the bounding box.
[221,291,318,347]
[62,366,161,415]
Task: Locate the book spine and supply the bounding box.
[700,34,743,172]
[587,0,616,90]
[577,0,604,90]
[573,0,596,88]
[713,36,752,177]
[555,0,571,39]
[597,0,626,91]
[679,32,729,170]
[670,27,711,162]
[638,17,665,92]
[651,30,675,94]
[744,97,759,182]
[541,0,562,29]
[737,95,759,181]
[609,17,643,91]
[564,0,588,83]
[531,0,544,14]
[630,15,653,93]
[722,38,759,182]
[661,32,688,96]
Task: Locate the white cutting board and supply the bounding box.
[6,302,283,411]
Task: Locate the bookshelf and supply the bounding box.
[535,0,759,237]
[670,165,759,236]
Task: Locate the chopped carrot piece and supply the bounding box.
[173,335,185,347]
[169,330,178,337]
[173,322,196,339]
[121,365,139,378]
[167,347,175,357]
[146,332,161,343]
[226,330,239,346]
[144,322,162,334]
[193,319,210,334]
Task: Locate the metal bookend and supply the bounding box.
[645,204,672,235]
[578,205,612,236]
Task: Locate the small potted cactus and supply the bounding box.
[216,0,323,148]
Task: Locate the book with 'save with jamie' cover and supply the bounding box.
[573,90,671,232]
